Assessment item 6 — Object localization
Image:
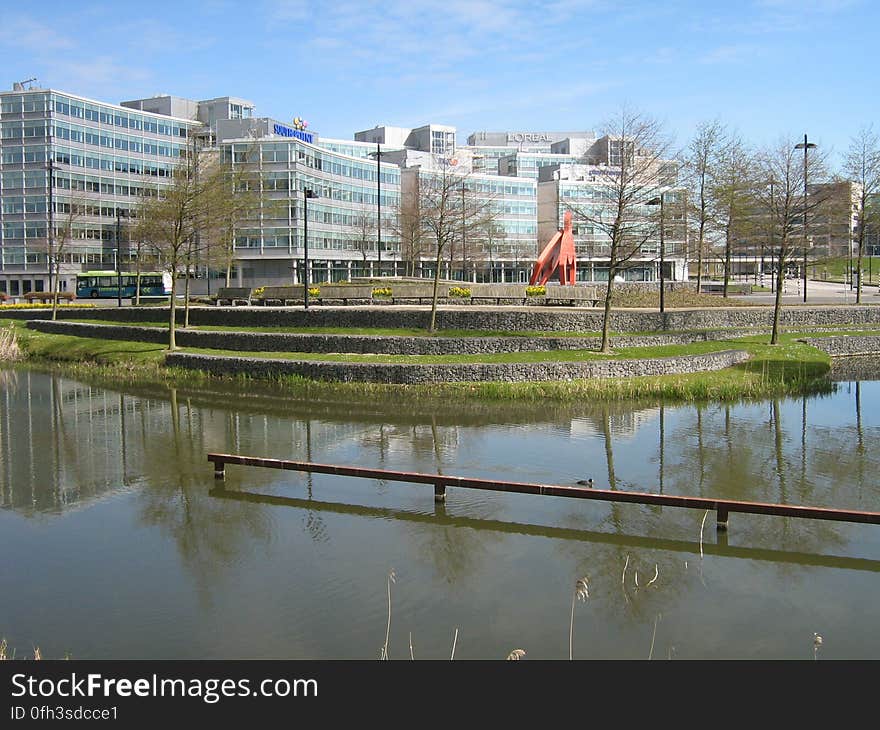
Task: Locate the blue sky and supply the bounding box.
[1,0,875,166]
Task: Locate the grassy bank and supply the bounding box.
[4,318,836,403]
[812,255,879,285]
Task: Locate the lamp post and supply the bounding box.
[647,193,666,313]
[795,135,817,303]
[47,150,55,295]
[461,183,467,282]
[369,143,383,278]
[302,188,318,310]
[115,208,123,308]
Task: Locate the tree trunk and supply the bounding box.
[168,272,177,351]
[770,250,785,345]
[723,221,732,298]
[429,248,443,333]
[51,264,61,321]
[696,226,704,295]
[184,263,191,328]
[856,231,864,305]
[599,273,616,353]
[135,254,142,307]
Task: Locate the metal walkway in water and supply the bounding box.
[207,453,880,531]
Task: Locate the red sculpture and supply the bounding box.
[530,210,576,286]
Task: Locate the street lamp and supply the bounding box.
[302,188,318,310]
[795,135,817,303]
[369,143,384,278]
[647,193,666,313]
[115,208,123,308]
[461,183,467,282]
[47,148,55,295]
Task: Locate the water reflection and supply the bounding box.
[2,367,880,659]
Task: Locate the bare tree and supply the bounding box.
[206,141,264,289]
[683,120,727,293]
[754,136,829,344]
[566,106,675,353]
[46,191,88,321]
[471,219,506,282]
[135,137,220,350]
[391,185,425,276]
[843,126,880,303]
[410,163,498,332]
[129,186,163,306]
[710,133,756,297]
[350,207,377,275]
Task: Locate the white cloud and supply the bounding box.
[0,17,77,52]
[699,44,759,65]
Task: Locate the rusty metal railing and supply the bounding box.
[207,453,880,531]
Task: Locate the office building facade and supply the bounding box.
[0,83,689,295]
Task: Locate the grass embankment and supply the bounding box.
[609,289,763,308]
[812,255,880,285]
[3,318,839,403]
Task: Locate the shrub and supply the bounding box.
[448,286,471,298]
[526,285,546,297]
[372,287,393,297]
[0,303,96,310]
[308,287,320,298]
[0,326,21,361]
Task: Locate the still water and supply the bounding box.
[1,366,879,660]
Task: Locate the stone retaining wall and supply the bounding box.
[800,335,880,357]
[164,349,751,384]
[24,320,759,354]
[12,304,880,333]
[27,319,170,344]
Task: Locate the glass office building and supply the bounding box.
[0,84,688,295]
[0,87,200,296]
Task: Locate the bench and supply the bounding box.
[216,287,254,306]
[701,282,752,295]
[539,285,603,307]
[22,291,77,304]
[255,286,306,306]
[319,285,374,303]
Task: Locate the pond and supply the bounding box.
[1,365,878,659]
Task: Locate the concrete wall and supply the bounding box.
[165,349,750,384]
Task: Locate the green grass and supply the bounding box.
[812,255,880,285]
[7,319,166,365]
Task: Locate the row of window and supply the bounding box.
[0,249,135,266]
[234,230,401,252]
[0,280,48,295]
[54,122,186,155]
[225,144,400,185]
[52,96,188,137]
[0,122,48,138]
[418,174,536,198]
[0,170,162,199]
[1,145,46,164]
[2,222,129,241]
[0,94,191,138]
[49,148,174,176]
[0,122,188,157]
